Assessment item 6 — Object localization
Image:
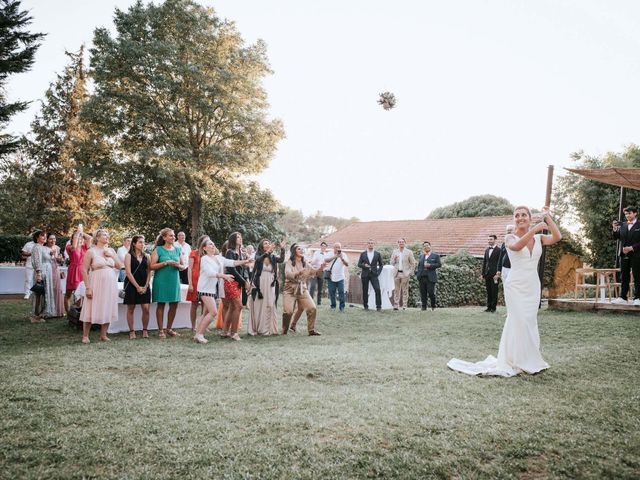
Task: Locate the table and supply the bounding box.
[367,265,395,310]
[108,283,193,333]
[0,266,26,294]
[0,265,67,294]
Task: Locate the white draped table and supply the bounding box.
[108,283,193,333]
[367,264,395,310]
[0,266,67,294]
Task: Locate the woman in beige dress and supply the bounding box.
[248,239,285,335]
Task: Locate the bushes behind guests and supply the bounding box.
[0,235,70,263]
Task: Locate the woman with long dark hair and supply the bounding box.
[281,243,324,336]
[150,228,185,338]
[248,239,286,335]
[123,235,152,339]
[221,232,251,340]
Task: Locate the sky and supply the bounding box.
[6,0,640,221]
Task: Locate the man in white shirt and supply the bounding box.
[116,237,132,282]
[323,242,349,312]
[21,238,36,299]
[390,237,416,310]
[176,231,191,285]
[310,241,330,305]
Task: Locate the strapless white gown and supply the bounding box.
[448,234,549,377]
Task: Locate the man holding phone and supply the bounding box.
[323,242,349,312]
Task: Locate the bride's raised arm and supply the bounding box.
[540,209,562,246]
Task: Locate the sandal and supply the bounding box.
[81,336,90,344]
[129,331,137,340]
[230,333,242,341]
[158,330,166,338]
[100,336,111,342]
[290,324,297,333]
[166,329,181,337]
[142,330,149,339]
[220,331,230,338]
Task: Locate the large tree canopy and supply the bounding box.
[427,195,514,219]
[0,0,44,156]
[554,145,640,267]
[0,47,102,234]
[81,0,284,239]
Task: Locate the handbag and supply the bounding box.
[30,280,45,296]
[120,256,144,299]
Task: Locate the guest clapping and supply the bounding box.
[80,229,121,343]
[248,239,286,335]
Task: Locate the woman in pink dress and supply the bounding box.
[65,224,92,313]
[80,229,121,344]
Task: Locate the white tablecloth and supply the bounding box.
[108,283,193,333]
[0,266,26,294]
[367,265,395,310]
[0,266,67,294]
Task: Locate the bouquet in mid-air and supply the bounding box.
[378,91,397,110]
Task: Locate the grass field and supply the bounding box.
[1,299,639,479]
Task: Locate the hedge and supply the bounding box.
[0,235,70,263]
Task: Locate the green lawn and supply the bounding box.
[1,299,638,479]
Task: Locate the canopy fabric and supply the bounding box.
[565,168,640,190]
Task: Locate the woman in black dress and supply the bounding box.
[124,235,152,339]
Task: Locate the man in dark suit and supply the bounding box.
[612,206,640,306]
[358,239,384,311]
[482,234,501,312]
[416,241,441,310]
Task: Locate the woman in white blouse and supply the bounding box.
[193,239,251,344]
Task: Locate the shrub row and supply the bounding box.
[0,235,70,263]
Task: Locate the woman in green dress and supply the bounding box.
[150,228,185,338]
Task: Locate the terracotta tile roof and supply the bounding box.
[310,216,514,257]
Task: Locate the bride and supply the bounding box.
[448,206,562,377]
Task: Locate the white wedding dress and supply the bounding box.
[448,234,549,377]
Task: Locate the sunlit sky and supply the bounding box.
[7,1,640,221]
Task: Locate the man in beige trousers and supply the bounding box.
[391,238,416,310]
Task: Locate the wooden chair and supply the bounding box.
[574,268,597,301]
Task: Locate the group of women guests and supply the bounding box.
[52,226,325,344]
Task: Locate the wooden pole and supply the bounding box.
[538,165,554,302]
[615,186,625,270]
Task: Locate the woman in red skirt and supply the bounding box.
[221,232,251,341]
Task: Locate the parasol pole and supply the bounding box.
[614,186,626,271]
[538,165,554,304]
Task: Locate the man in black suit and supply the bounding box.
[416,241,441,310]
[482,234,501,312]
[358,239,384,311]
[612,206,640,306]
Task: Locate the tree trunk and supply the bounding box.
[191,192,202,242]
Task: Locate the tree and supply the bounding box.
[276,208,359,243]
[81,0,284,239]
[428,195,514,219]
[554,145,640,267]
[25,46,102,234]
[0,0,44,156]
[0,144,34,233]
